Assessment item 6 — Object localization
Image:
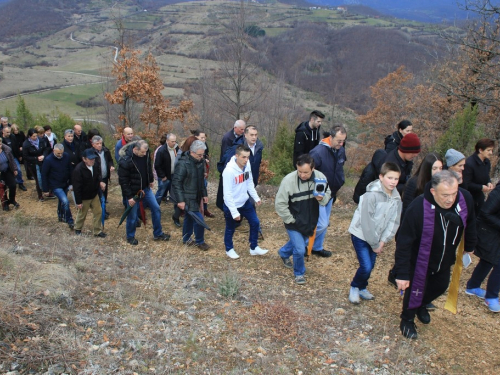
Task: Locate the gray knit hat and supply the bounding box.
[445,149,465,167]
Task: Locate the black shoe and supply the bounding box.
[75,230,82,235]
[18,184,27,191]
[172,215,181,227]
[68,223,75,230]
[416,306,431,324]
[388,269,397,289]
[279,253,293,269]
[104,213,110,220]
[400,319,418,339]
[311,249,332,258]
[12,201,20,209]
[39,197,45,202]
[154,233,171,241]
[127,237,139,245]
[426,302,436,311]
[95,232,107,238]
[46,193,56,199]
[135,221,141,228]
[3,205,9,211]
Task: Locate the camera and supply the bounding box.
[313,177,327,197]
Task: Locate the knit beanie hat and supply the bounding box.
[398,133,421,154]
[445,149,465,167]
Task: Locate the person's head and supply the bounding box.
[181,135,197,152]
[309,110,325,129]
[28,128,38,140]
[82,148,98,166]
[91,135,103,151]
[235,144,251,169]
[431,170,459,209]
[11,124,19,134]
[244,125,258,147]
[189,140,207,161]
[73,124,82,136]
[415,152,444,196]
[166,133,177,148]
[1,117,8,127]
[379,162,401,194]
[398,133,421,161]
[326,124,347,150]
[191,129,206,143]
[296,154,315,181]
[132,140,149,157]
[123,127,134,142]
[2,126,11,137]
[64,129,74,143]
[88,128,100,143]
[43,125,52,136]
[475,138,495,161]
[397,120,413,137]
[445,149,466,176]
[53,143,64,158]
[234,120,246,136]
[36,126,45,136]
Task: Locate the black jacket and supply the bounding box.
[72,161,101,204]
[172,151,207,212]
[462,152,491,215]
[293,121,321,167]
[63,140,81,168]
[384,130,403,152]
[118,141,154,200]
[22,138,51,167]
[154,144,179,181]
[474,181,500,266]
[73,131,88,153]
[401,175,418,216]
[1,134,20,159]
[93,146,114,181]
[394,184,476,280]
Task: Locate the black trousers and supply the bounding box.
[0,169,17,206]
[401,267,451,321]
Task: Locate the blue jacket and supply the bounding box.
[41,152,72,191]
[309,137,346,196]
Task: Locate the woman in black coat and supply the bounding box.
[22,128,51,201]
[465,181,500,313]
[0,137,19,210]
[384,119,413,152]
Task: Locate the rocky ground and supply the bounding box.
[0,175,499,374]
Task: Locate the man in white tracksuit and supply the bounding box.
[222,144,268,259]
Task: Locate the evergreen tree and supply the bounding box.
[15,95,34,129]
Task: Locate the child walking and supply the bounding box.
[348,162,402,303]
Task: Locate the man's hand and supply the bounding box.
[100,182,106,191]
[162,177,167,182]
[13,170,18,176]
[110,166,115,172]
[315,195,324,201]
[77,204,82,209]
[38,155,44,161]
[396,279,410,293]
[128,198,136,207]
[234,215,241,221]
[178,202,185,210]
[203,197,208,204]
[255,200,262,206]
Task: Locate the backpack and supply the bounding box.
[217,135,244,173]
[353,149,387,204]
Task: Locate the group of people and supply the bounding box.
[2,112,499,342]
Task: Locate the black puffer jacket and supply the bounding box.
[384,130,403,152]
[118,141,154,200]
[172,151,207,212]
[63,140,81,168]
[72,160,101,204]
[474,181,500,266]
[293,121,321,167]
[462,152,491,215]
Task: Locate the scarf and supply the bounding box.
[121,135,127,147]
[29,137,40,149]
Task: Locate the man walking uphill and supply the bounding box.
[118,140,170,245]
[293,110,325,167]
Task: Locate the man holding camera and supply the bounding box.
[276,154,332,285]
[308,125,347,257]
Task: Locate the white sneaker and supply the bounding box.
[250,246,268,256]
[226,248,240,259]
[359,288,375,300]
[349,287,360,304]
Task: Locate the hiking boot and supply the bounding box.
[279,251,293,269]
[127,237,139,245]
[135,221,141,228]
[18,184,27,191]
[484,298,500,313]
[250,246,268,256]
[195,242,210,251]
[359,289,375,300]
[295,275,306,285]
[416,306,431,324]
[75,230,82,235]
[204,210,215,218]
[12,201,20,208]
[349,287,360,304]
[400,319,418,339]
[3,205,9,211]
[95,232,107,238]
[311,249,332,258]
[226,248,240,259]
[68,223,75,230]
[465,287,486,299]
[104,212,110,220]
[172,215,181,227]
[154,233,171,241]
[388,269,397,288]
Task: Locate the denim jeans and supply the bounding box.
[183,210,205,245]
[125,188,163,239]
[52,187,73,225]
[312,197,335,251]
[467,258,500,299]
[155,178,171,205]
[278,229,308,276]
[223,199,260,251]
[36,165,43,191]
[14,158,23,184]
[350,234,377,289]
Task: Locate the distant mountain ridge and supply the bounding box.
[309,0,471,23]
